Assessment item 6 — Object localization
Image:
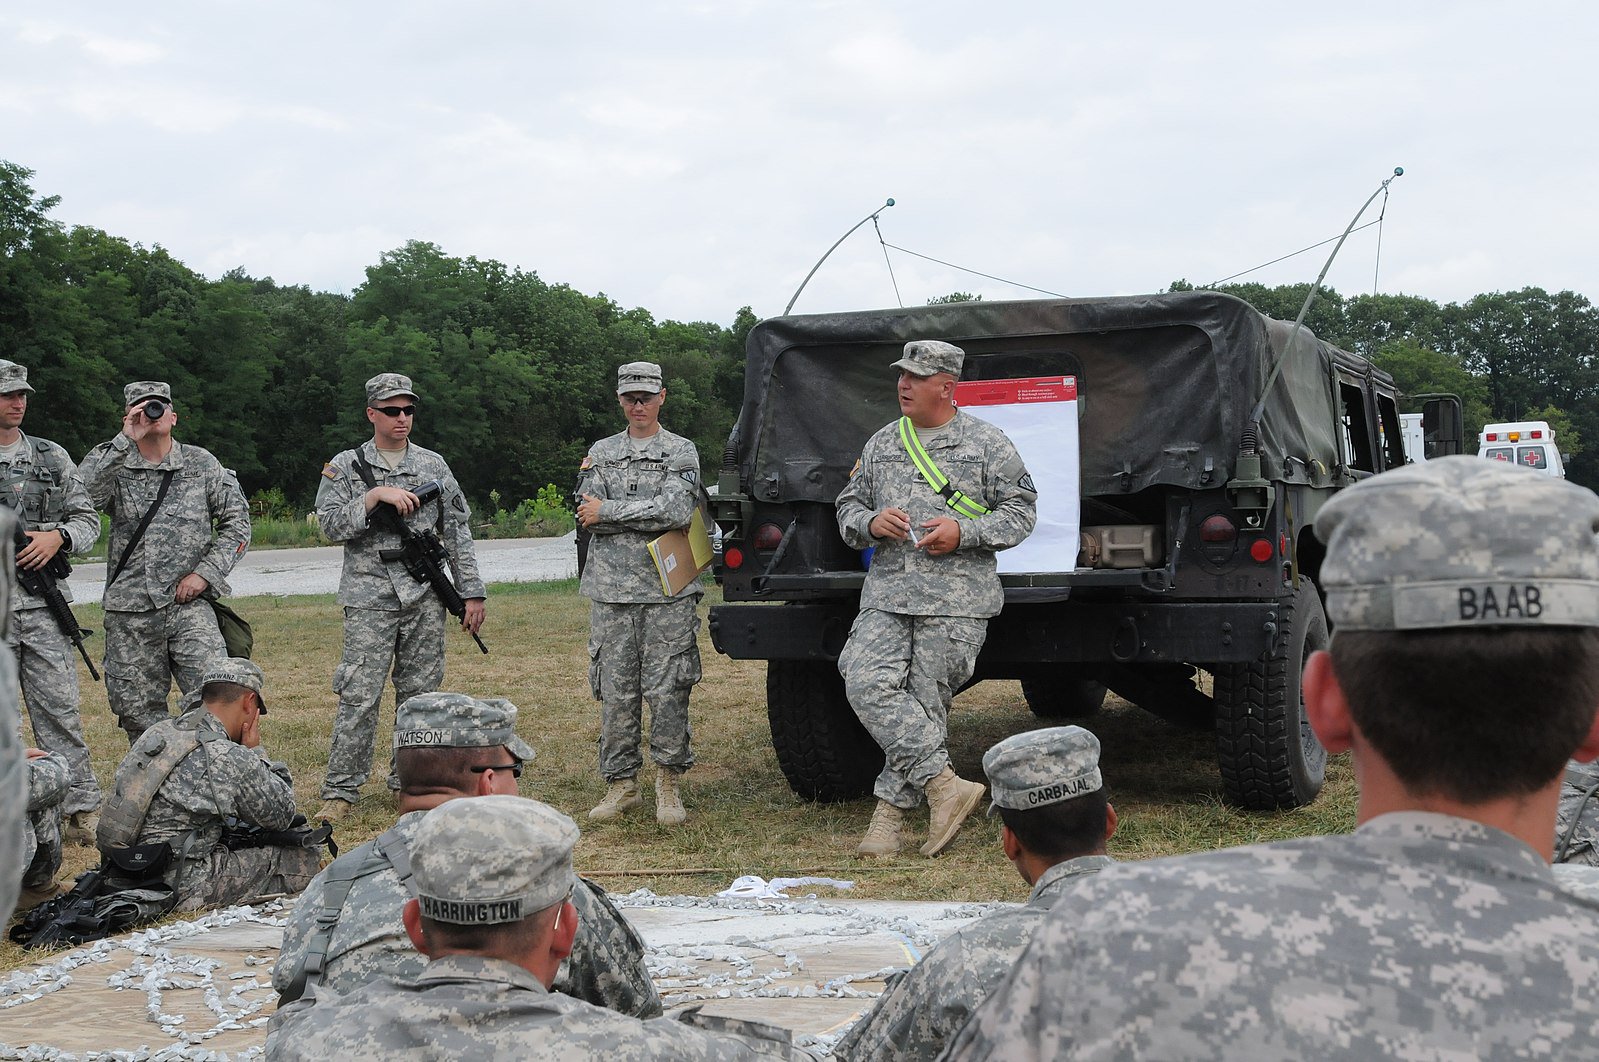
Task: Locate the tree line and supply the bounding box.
[4,159,1597,509]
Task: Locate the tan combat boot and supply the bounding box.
[656,770,688,826]
[920,766,986,857]
[589,778,643,821]
[855,801,905,858]
[63,810,99,847]
[314,799,354,824]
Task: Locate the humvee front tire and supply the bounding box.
[1021,670,1107,719]
[767,660,884,803]
[1212,583,1329,810]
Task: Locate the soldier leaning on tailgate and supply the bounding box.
[0,360,103,844]
[946,456,1599,1060]
[575,361,703,827]
[313,373,485,821]
[78,381,250,744]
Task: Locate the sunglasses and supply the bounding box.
[469,761,523,778]
[372,405,417,418]
[620,394,658,407]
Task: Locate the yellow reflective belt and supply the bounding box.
[897,417,991,519]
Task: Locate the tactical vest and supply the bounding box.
[0,437,54,521]
[98,722,230,850]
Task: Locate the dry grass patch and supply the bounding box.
[3,580,1356,971]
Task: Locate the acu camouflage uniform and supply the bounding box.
[78,413,250,742]
[99,707,317,910]
[1556,758,1599,866]
[0,431,103,815]
[20,751,69,894]
[835,853,1111,1062]
[943,815,1599,1061]
[577,426,702,781]
[272,808,663,1017]
[0,508,23,923]
[1553,862,1599,903]
[315,441,485,800]
[835,410,1036,808]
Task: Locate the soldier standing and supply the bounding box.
[836,340,1037,859]
[947,457,1599,1059]
[266,796,808,1059]
[78,381,250,743]
[576,361,702,826]
[96,657,319,910]
[314,373,485,821]
[834,726,1115,1061]
[0,361,103,842]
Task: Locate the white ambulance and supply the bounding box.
[1478,420,1566,477]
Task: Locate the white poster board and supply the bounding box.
[954,376,1080,574]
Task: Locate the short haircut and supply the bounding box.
[200,681,253,706]
[1330,627,1599,801]
[997,788,1109,861]
[396,744,506,795]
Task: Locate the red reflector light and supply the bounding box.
[1199,515,1236,542]
[1249,539,1275,563]
[1531,430,1543,439]
[1486,432,1498,441]
[723,547,745,570]
[752,523,784,550]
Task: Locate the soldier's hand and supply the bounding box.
[365,486,420,516]
[869,507,912,542]
[576,494,605,528]
[175,572,209,604]
[25,747,48,760]
[16,529,65,570]
[917,517,961,555]
[463,598,486,635]
[121,405,151,442]
[240,710,262,749]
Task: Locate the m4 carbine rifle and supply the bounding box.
[12,518,99,679]
[373,480,488,654]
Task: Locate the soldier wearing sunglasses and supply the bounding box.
[312,373,486,822]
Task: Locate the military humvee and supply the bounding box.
[708,291,1463,810]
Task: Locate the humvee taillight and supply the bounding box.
[753,523,784,550]
[1199,515,1236,542]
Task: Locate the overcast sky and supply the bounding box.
[4,2,1595,326]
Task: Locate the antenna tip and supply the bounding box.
[885,198,895,207]
[1392,166,1404,177]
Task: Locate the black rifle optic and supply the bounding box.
[13,518,99,680]
[374,480,488,654]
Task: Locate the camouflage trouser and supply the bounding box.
[103,601,227,744]
[839,608,987,809]
[24,752,69,890]
[558,876,664,1018]
[588,598,701,782]
[175,843,322,912]
[322,603,446,801]
[1557,766,1599,866]
[10,608,100,815]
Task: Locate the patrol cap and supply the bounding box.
[616,361,664,395]
[411,796,578,925]
[366,372,417,405]
[1315,455,1599,631]
[124,381,171,408]
[199,656,267,715]
[0,360,34,394]
[891,339,965,378]
[983,725,1103,813]
[393,691,536,762]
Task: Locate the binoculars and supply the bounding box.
[141,399,168,421]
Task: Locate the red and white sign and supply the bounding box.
[955,376,1080,574]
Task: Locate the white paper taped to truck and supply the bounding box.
[953,376,1080,574]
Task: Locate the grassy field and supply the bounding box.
[3,579,1357,968]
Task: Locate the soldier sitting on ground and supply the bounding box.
[1556,756,1599,864]
[834,726,1116,1061]
[15,748,69,912]
[274,691,660,1018]
[266,795,811,1059]
[97,657,320,911]
[946,457,1599,1059]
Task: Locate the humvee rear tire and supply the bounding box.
[1020,671,1107,719]
[1212,583,1329,810]
[767,660,884,803]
